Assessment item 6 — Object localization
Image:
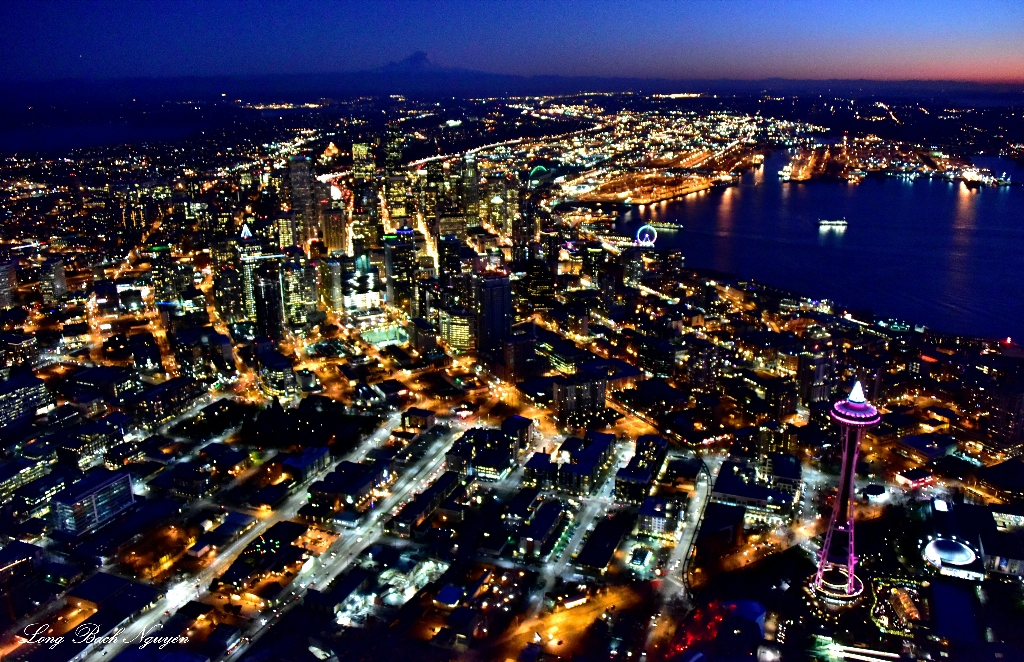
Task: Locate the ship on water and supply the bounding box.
[818,218,848,229]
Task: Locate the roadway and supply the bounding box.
[82,412,409,662]
[219,420,464,661]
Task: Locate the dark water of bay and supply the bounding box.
[619,151,1024,341]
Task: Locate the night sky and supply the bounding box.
[2,0,1023,83]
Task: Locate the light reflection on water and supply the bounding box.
[616,151,1024,339]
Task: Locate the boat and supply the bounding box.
[648,221,682,230]
[818,218,848,229]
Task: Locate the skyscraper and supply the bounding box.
[459,154,479,220]
[213,267,246,323]
[473,271,512,355]
[512,193,537,263]
[351,183,382,251]
[322,192,346,255]
[289,155,315,244]
[40,256,68,304]
[253,262,285,340]
[0,250,16,309]
[282,257,318,328]
[277,214,297,249]
[813,381,880,605]
[384,124,404,176]
[352,143,375,183]
[319,258,345,311]
[384,230,418,313]
[798,340,835,406]
[236,230,264,319]
[151,253,195,303]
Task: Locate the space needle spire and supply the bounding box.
[813,380,880,605]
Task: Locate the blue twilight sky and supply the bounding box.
[2,0,1023,82]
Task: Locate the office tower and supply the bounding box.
[386,174,409,220]
[40,257,68,304]
[289,155,315,244]
[213,267,246,323]
[236,234,264,319]
[51,469,134,537]
[0,251,15,309]
[383,229,418,313]
[460,154,479,220]
[351,183,382,251]
[473,271,512,354]
[437,235,474,308]
[282,258,318,327]
[497,322,539,382]
[437,235,463,283]
[422,161,443,230]
[211,237,239,270]
[385,123,404,176]
[512,194,537,263]
[439,307,476,353]
[412,276,442,320]
[799,340,835,406]
[581,242,604,281]
[539,228,561,270]
[488,193,508,237]
[813,382,880,604]
[277,214,297,249]
[0,373,53,429]
[151,254,195,303]
[320,258,345,311]
[438,213,468,240]
[352,143,375,182]
[322,197,346,255]
[253,262,285,340]
[215,209,235,235]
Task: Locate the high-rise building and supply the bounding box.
[473,271,512,354]
[351,183,382,251]
[798,341,835,406]
[422,161,444,231]
[581,242,605,280]
[813,382,880,605]
[151,254,195,303]
[51,469,135,537]
[460,154,479,220]
[352,143,375,182]
[384,230,418,313]
[439,307,476,353]
[236,233,264,319]
[0,248,16,309]
[319,258,345,311]
[213,267,246,324]
[40,256,68,304]
[253,262,285,340]
[322,196,346,255]
[385,124,404,176]
[385,175,409,220]
[289,155,315,244]
[277,214,297,249]
[0,373,53,429]
[282,258,318,328]
[512,194,537,263]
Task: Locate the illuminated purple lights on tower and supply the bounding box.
[813,381,880,603]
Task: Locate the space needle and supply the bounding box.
[812,381,880,605]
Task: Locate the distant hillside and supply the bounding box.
[5,52,1023,107]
